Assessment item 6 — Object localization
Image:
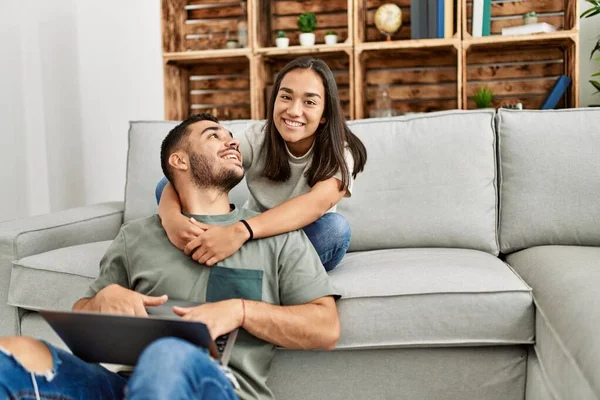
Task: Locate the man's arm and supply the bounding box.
[173,295,339,350]
[244,296,339,350]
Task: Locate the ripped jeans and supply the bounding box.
[0,337,239,400]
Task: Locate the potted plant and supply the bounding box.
[523,11,538,25]
[297,12,317,46]
[581,0,600,95]
[226,38,239,49]
[325,30,338,45]
[275,31,289,48]
[472,87,494,109]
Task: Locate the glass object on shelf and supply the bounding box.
[237,1,248,48]
[371,85,395,118]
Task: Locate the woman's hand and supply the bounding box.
[184,222,250,266]
[161,213,207,250]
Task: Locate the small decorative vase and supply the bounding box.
[275,37,289,48]
[299,32,316,46]
[226,40,238,49]
[324,34,338,45]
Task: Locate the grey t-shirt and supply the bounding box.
[239,122,354,213]
[85,207,339,400]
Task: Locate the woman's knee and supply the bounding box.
[0,337,53,373]
[322,213,351,244]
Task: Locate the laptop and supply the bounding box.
[39,300,239,367]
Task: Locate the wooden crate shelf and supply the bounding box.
[164,56,252,121]
[255,51,354,119]
[355,46,459,118]
[463,36,578,109]
[255,43,353,56]
[162,0,580,120]
[163,0,252,53]
[463,0,579,39]
[355,0,461,46]
[256,0,352,48]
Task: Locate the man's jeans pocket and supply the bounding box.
[206,266,263,302]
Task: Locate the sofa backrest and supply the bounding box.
[125,110,499,255]
[342,110,499,255]
[124,120,255,223]
[497,108,600,254]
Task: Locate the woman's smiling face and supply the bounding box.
[273,68,326,157]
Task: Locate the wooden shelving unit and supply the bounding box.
[162,0,579,121]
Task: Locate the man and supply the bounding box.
[0,113,341,400]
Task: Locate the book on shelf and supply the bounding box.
[412,0,449,39]
[436,0,444,38]
[472,0,491,37]
[444,0,454,38]
[482,0,491,36]
[501,22,557,36]
[541,75,571,110]
[411,0,427,39]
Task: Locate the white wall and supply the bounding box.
[0,1,163,222]
[0,1,598,222]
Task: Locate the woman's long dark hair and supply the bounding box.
[262,56,367,190]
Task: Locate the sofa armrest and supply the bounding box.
[0,201,123,336]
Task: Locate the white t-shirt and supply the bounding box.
[238,122,354,213]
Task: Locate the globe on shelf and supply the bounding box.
[374,3,403,42]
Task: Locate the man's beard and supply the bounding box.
[189,151,243,193]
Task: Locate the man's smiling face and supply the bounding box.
[183,120,244,191]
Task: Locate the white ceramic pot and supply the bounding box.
[275,37,289,48]
[299,32,316,46]
[324,34,338,45]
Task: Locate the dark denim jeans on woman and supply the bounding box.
[0,337,239,399]
[155,177,351,271]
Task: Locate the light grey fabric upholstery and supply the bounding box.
[526,348,557,400]
[507,246,600,400]
[268,346,527,400]
[8,241,110,312]
[124,120,255,222]
[343,110,498,254]
[0,202,123,336]
[20,312,66,349]
[497,108,600,253]
[331,248,534,348]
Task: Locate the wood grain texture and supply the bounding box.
[273,0,347,15]
[164,62,190,119]
[163,0,187,52]
[466,0,565,18]
[467,15,564,34]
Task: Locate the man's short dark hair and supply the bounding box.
[160,113,219,186]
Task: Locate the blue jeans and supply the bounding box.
[0,338,239,400]
[302,213,351,271]
[156,178,351,271]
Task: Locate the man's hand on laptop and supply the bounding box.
[74,284,168,317]
[172,300,242,340]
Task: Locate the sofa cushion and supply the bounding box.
[8,241,111,311]
[497,108,600,253]
[507,245,600,400]
[342,110,498,255]
[330,248,534,349]
[124,120,255,222]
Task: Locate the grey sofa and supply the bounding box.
[1,108,598,400]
